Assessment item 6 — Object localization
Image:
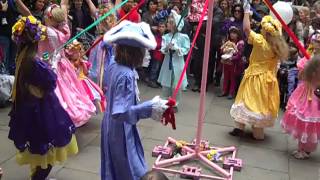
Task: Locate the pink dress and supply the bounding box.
[38,24,96,127]
[281,57,320,152]
[77,61,106,112]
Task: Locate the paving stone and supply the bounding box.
[234,165,289,180]
[238,145,289,173]
[0,130,16,164]
[55,167,100,180]
[287,136,320,163]
[143,122,196,142]
[88,134,101,147]
[75,131,99,150]
[65,146,100,174]
[76,115,103,134]
[289,158,320,180]
[205,102,235,127]
[240,131,288,152]
[202,123,240,147]
[0,156,63,180]
[0,157,29,179]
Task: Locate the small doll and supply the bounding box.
[65,40,106,113]
[220,40,238,65]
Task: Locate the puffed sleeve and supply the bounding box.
[248,30,265,46]
[160,34,170,54]
[30,60,57,91]
[111,75,153,125]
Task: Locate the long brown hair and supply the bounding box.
[14,42,38,103]
[115,44,145,68]
[265,32,289,61]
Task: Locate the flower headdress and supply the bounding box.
[311,32,320,43]
[261,15,282,37]
[12,16,46,44]
[65,40,84,57]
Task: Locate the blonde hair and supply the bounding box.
[265,33,289,61]
[51,7,65,24]
[99,3,117,31]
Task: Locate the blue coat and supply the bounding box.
[101,55,153,180]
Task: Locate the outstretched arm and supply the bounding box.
[85,0,98,18]
[60,0,68,21]
[15,0,31,16]
[243,0,251,37]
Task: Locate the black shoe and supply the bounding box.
[229,128,244,137]
[192,85,200,92]
[218,93,227,97]
[227,95,234,99]
[147,81,159,88]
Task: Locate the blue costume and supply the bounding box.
[100,20,165,180]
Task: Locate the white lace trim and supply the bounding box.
[230,103,276,128]
[287,104,320,123]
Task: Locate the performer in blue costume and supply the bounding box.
[100,20,170,180]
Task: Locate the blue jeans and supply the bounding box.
[287,68,298,97]
[0,36,16,74]
[149,59,162,82]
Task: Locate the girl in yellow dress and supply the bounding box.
[229,1,289,140]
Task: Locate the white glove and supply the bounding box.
[243,0,251,13]
[151,96,169,121]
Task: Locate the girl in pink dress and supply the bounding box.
[65,40,106,113]
[281,33,320,159]
[37,3,96,127]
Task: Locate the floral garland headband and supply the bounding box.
[12,16,46,43]
[261,15,282,37]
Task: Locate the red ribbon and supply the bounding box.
[263,0,310,59]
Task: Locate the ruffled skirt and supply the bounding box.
[55,58,96,127]
[16,135,78,169]
[281,82,320,152]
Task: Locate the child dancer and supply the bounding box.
[65,40,106,112]
[218,26,244,99]
[158,10,190,111]
[38,3,96,127]
[101,20,169,180]
[281,33,320,159]
[229,0,289,140]
[88,2,117,90]
[9,16,78,180]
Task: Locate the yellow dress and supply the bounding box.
[230,30,280,128]
[16,135,78,175]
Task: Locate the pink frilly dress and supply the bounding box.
[281,57,320,152]
[76,60,106,112]
[37,23,96,127]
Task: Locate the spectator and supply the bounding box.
[147,21,166,88]
[0,0,31,75]
[116,0,141,22]
[218,26,244,99]
[142,0,158,31]
[68,0,97,37]
[30,0,46,21]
